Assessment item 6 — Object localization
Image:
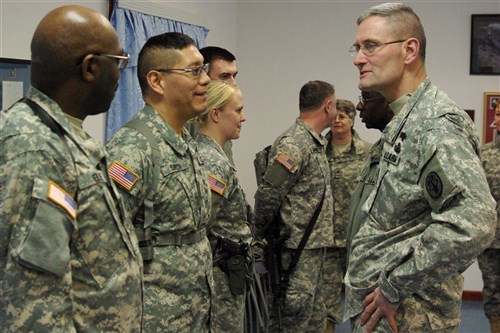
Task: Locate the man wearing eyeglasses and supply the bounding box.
[1,6,143,332]
[106,32,212,332]
[344,3,496,333]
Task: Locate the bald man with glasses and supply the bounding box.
[1,5,143,332]
[106,32,213,333]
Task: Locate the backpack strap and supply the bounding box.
[124,118,161,229]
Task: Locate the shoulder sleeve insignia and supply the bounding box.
[108,161,139,191]
[425,171,443,198]
[276,152,295,171]
[208,174,226,196]
[47,181,77,219]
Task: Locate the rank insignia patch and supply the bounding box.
[208,174,226,196]
[277,152,295,171]
[425,171,443,198]
[108,161,139,191]
[47,181,77,219]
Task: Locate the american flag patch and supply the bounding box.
[47,181,77,219]
[108,161,139,191]
[277,152,295,171]
[208,174,226,196]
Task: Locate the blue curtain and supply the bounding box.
[105,3,209,141]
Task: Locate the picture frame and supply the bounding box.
[483,92,500,144]
[470,14,500,75]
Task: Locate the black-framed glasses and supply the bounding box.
[358,95,385,106]
[349,39,407,57]
[155,63,209,77]
[94,53,130,69]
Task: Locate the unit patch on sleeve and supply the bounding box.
[425,171,443,198]
[108,161,139,191]
[47,181,77,219]
[276,152,295,171]
[208,174,226,196]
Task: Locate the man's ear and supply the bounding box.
[404,38,420,64]
[80,54,97,83]
[147,71,166,95]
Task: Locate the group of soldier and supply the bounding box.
[1,2,498,333]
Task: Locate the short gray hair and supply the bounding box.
[357,2,426,61]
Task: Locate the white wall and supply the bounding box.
[2,0,498,291]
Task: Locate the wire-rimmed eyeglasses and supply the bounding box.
[358,95,385,106]
[155,63,209,77]
[349,40,406,57]
[94,53,130,69]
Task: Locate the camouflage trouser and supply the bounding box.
[323,247,347,324]
[350,294,460,333]
[268,248,327,333]
[477,248,500,319]
[210,265,246,332]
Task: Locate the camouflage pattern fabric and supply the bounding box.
[185,119,235,166]
[196,134,252,332]
[344,78,497,331]
[267,248,327,333]
[0,87,143,332]
[478,133,500,319]
[254,119,334,332]
[106,105,212,333]
[323,130,371,324]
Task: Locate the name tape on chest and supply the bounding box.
[208,174,226,196]
[276,152,295,171]
[47,181,77,219]
[108,161,139,191]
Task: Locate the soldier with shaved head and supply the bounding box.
[0,6,143,332]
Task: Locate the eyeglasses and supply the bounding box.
[349,39,406,57]
[94,53,130,69]
[358,95,385,106]
[155,63,209,77]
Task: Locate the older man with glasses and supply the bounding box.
[344,3,496,333]
[106,32,213,333]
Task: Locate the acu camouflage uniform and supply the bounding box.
[196,134,253,333]
[344,78,497,332]
[0,88,143,333]
[106,105,212,333]
[323,130,371,325]
[254,119,334,333]
[478,132,500,320]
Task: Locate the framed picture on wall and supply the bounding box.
[470,14,500,75]
[483,92,500,143]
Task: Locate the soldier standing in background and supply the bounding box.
[254,80,337,332]
[323,99,371,333]
[478,102,500,333]
[186,46,238,165]
[1,6,143,332]
[106,32,212,332]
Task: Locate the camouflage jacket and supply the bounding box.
[325,130,371,248]
[0,87,143,333]
[344,78,496,328]
[480,132,500,248]
[106,105,213,332]
[254,119,334,249]
[196,134,252,247]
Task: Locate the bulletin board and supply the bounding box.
[1,57,31,110]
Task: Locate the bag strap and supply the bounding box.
[283,185,325,277]
[124,118,161,228]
